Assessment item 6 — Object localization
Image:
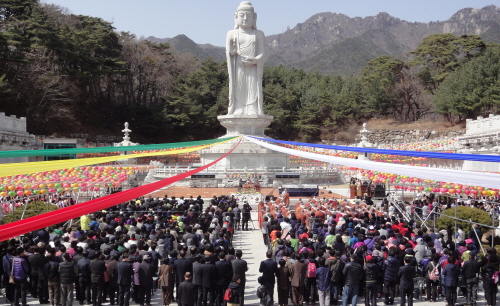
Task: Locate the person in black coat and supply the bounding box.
[462,251,480,306]
[442,256,461,306]
[226,275,242,306]
[363,255,379,306]
[27,247,43,300]
[72,247,84,303]
[106,254,120,306]
[200,255,217,306]
[480,251,499,306]
[192,257,204,306]
[138,255,155,306]
[215,252,232,306]
[383,247,401,305]
[90,252,107,306]
[178,272,198,306]
[398,256,416,306]
[231,250,248,306]
[175,251,193,301]
[78,251,92,305]
[259,251,278,305]
[59,253,76,306]
[342,254,363,306]
[116,255,133,306]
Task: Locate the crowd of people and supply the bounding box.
[1,190,500,306]
[1,194,77,215]
[0,194,253,306]
[258,193,500,306]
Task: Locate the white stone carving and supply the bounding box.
[227,1,265,116]
[114,122,139,147]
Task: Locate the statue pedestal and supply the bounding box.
[200,136,290,170]
[199,113,289,171]
[217,114,273,138]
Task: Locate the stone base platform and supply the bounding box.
[200,136,290,170]
[217,114,273,137]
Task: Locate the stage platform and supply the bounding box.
[146,186,346,200]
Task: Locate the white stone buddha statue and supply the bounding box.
[226,1,265,116]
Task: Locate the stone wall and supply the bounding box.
[0,113,36,164]
[357,129,465,145]
[465,114,500,136]
[0,112,27,133]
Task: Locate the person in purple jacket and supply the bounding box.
[13,247,30,306]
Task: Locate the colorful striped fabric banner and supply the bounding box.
[0,138,242,241]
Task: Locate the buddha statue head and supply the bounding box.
[234,1,257,29]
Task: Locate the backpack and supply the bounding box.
[429,262,440,281]
[306,260,317,278]
[223,288,233,301]
[493,271,500,285]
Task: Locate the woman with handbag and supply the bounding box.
[158,258,174,306]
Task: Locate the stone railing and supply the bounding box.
[465,114,500,136]
[153,166,339,177]
[0,113,27,134]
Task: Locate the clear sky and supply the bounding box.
[41,0,496,46]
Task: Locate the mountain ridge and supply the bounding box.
[147,5,500,75]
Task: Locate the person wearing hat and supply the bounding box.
[462,250,480,306]
[413,238,426,263]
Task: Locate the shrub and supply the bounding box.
[1,201,57,224]
[437,206,492,234]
